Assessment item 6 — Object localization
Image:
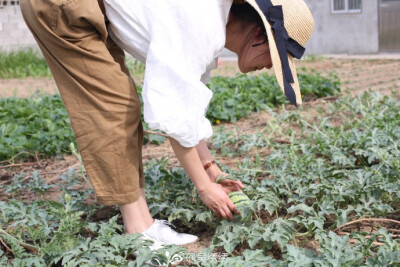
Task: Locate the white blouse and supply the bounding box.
[104,0,233,147]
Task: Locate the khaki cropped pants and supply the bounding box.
[20,0,145,205]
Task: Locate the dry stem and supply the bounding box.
[334,218,400,232]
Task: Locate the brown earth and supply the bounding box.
[1,57,399,255]
[0,77,58,98]
[213,57,400,97]
[1,57,399,99]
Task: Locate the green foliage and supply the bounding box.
[206,72,340,123]
[0,93,75,161]
[207,91,399,264]
[0,171,183,266]
[0,49,146,80]
[298,72,340,100]
[211,127,268,157]
[0,72,339,161]
[2,84,399,265]
[0,49,51,78]
[144,157,212,225]
[125,57,146,84]
[0,197,179,266]
[139,92,400,264]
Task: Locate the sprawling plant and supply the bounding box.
[1,91,399,266]
[0,71,339,161]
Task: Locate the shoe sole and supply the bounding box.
[181,236,199,246]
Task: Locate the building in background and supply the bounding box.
[379,0,400,52]
[0,0,399,54]
[0,0,37,51]
[305,0,400,54]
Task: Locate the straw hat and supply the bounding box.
[244,0,314,106]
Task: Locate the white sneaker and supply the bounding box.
[143,219,199,246]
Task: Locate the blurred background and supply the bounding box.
[0,0,399,55]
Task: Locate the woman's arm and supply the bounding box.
[196,140,245,192]
[196,140,223,182]
[169,138,239,221]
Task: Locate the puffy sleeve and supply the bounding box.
[142,1,229,147]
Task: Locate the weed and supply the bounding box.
[0,49,51,79]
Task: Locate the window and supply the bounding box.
[0,1,20,8]
[332,0,362,13]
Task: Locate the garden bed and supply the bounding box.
[1,53,399,266]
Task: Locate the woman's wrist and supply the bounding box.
[196,179,213,194]
[204,162,226,182]
[203,160,216,171]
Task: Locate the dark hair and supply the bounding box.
[230,3,266,33]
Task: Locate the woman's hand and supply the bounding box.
[167,138,241,221]
[197,182,240,221]
[209,171,245,194]
[217,176,245,194]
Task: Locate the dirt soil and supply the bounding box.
[1,57,400,254]
[0,77,58,98]
[213,57,400,97]
[1,57,399,99]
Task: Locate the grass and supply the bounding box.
[0,49,147,80]
[0,49,51,79]
[301,54,326,62]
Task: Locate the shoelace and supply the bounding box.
[158,219,177,229]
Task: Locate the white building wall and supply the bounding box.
[0,3,38,51]
[0,0,380,55]
[304,0,379,54]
